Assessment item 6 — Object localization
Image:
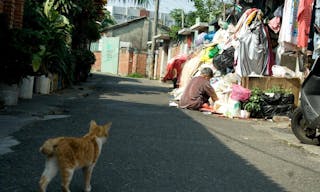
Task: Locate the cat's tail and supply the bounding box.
[40,137,64,156]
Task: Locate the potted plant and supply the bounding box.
[242,87,263,118]
[0,15,35,104]
[25,0,74,93]
[72,49,96,83]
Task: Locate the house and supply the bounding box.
[103,16,153,51]
[91,16,171,77]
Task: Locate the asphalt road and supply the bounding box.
[1,73,320,192]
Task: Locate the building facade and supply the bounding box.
[0,0,25,28]
[106,5,175,27]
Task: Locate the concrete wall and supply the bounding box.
[106,19,151,51]
[92,48,147,77]
[135,53,147,76]
[118,48,132,76]
[92,52,102,72]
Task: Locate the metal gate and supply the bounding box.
[101,36,120,74]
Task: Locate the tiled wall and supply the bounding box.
[1,0,24,28]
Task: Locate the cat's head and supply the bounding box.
[89,120,112,138]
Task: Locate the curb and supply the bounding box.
[254,120,320,157]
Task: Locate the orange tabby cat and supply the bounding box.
[39,120,112,192]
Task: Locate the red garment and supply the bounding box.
[297,0,314,48]
[179,76,216,110]
[268,16,281,33]
[264,25,275,76]
[162,54,187,81]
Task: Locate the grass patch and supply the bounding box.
[127,73,144,78]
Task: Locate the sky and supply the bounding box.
[107,0,196,13]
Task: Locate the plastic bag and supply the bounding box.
[272,65,295,77]
[262,104,294,119]
[208,46,220,58]
[261,93,294,105]
[230,84,251,102]
[261,93,282,105]
[281,94,294,104]
[200,47,214,63]
[213,47,235,74]
[195,32,207,46]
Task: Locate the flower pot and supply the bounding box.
[35,75,50,94]
[50,73,59,92]
[19,76,34,99]
[240,110,250,119]
[0,83,19,106]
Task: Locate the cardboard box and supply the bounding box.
[280,53,303,72]
[241,76,301,107]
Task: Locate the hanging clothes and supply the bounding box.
[278,0,300,45]
[297,0,315,48]
[268,16,281,33]
[232,8,258,39]
[268,4,284,34]
[162,54,188,86]
[264,26,276,76]
[308,1,316,51]
[236,10,269,77]
[313,0,320,59]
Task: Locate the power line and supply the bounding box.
[107,0,195,14]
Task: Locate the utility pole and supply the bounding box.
[181,10,185,28]
[148,0,159,79]
[222,0,226,21]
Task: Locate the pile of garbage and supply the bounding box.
[169,6,301,119]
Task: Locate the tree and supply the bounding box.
[191,0,224,22]
[170,9,184,27]
[169,9,196,40]
[169,1,235,41]
[22,0,72,75]
[101,10,117,28]
[22,0,107,83]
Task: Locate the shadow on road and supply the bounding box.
[0,74,285,191]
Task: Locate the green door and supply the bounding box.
[101,37,120,74]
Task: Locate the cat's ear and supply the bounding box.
[90,120,97,127]
[89,120,97,131]
[104,122,112,129]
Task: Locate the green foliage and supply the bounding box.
[67,0,106,49]
[37,0,73,81]
[0,13,40,84]
[168,1,233,41]
[265,86,293,95]
[49,0,77,14]
[185,11,197,26]
[0,28,34,84]
[243,87,263,114]
[127,73,144,78]
[32,46,46,72]
[169,25,181,41]
[170,9,185,27]
[72,49,96,82]
[192,0,224,22]
[101,10,117,28]
[168,9,196,41]
[250,87,263,96]
[23,0,106,84]
[189,0,235,22]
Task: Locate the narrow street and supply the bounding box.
[1,73,320,192]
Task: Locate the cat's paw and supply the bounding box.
[83,185,91,192]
